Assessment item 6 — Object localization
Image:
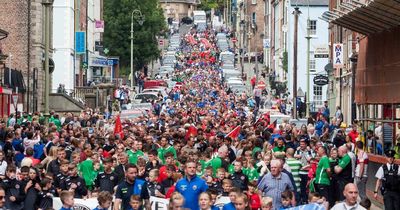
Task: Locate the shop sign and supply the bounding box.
[313,75,329,86]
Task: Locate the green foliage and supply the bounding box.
[282,51,288,73]
[198,0,225,11]
[103,0,166,70]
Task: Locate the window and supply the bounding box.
[313,85,323,107]
[309,20,317,35]
[309,51,316,71]
[252,12,256,24]
[252,0,257,4]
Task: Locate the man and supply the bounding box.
[181,137,197,155]
[295,139,313,204]
[286,148,302,197]
[355,141,368,200]
[175,160,208,210]
[210,145,229,176]
[48,147,66,178]
[331,183,366,210]
[257,159,294,209]
[114,164,150,210]
[334,145,353,201]
[126,139,144,165]
[321,101,330,122]
[114,153,129,184]
[374,149,400,210]
[60,163,88,199]
[314,146,331,203]
[157,135,177,164]
[0,187,5,209]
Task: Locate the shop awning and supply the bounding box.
[321,0,400,35]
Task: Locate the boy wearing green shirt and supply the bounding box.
[157,136,177,164]
[314,146,331,202]
[127,139,144,165]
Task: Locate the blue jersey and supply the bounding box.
[222,202,235,210]
[175,176,208,210]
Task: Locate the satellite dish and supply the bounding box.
[324,62,333,73]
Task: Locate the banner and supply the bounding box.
[150,196,169,209]
[53,197,99,210]
[333,43,343,68]
[214,196,230,208]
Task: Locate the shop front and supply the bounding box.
[325,0,400,206]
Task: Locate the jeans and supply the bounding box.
[300,174,308,204]
[355,176,367,200]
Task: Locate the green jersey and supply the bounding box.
[79,159,95,186]
[273,146,286,153]
[157,146,177,164]
[127,150,144,165]
[315,156,330,185]
[246,167,259,181]
[286,157,302,191]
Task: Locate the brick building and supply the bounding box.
[0,0,50,113]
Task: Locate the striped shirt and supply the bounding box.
[286,157,302,192]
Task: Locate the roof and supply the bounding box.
[290,0,329,6]
[321,0,400,35]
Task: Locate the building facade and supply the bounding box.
[0,0,50,112]
[287,0,329,111]
[159,0,200,21]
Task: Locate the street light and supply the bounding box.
[42,0,54,120]
[130,9,145,89]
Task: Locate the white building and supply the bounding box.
[287,0,329,111]
[52,0,75,92]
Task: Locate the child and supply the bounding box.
[221,179,233,196]
[308,192,328,210]
[54,159,69,195]
[38,177,56,210]
[261,197,273,210]
[146,169,165,198]
[222,187,241,210]
[59,190,74,210]
[128,195,143,210]
[211,168,226,194]
[248,181,261,210]
[93,191,113,210]
[280,190,293,209]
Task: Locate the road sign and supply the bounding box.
[263,38,270,48]
[232,38,237,43]
[159,39,164,46]
[75,31,86,54]
[314,45,329,58]
[333,43,344,68]
[12,94,18,107]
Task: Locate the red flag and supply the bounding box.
[225,126,241,139]
[185,125,198,140]
[267,120,277,130]
[114,115,124,139]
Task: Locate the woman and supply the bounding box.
[23,167,41,210]
[198,192,218,210]
[41,146,58,171]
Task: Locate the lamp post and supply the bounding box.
[42,0,54,119]
[240,20,245,78]
[305,17,311,118]
[130,9,145,89]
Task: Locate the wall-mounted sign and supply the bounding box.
[313,75,329,86]
[95,20,104,33]
[333,43,343,68]
[314,45,329,58]
[75,31,86,54]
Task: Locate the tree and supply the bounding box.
[103,0,166,73]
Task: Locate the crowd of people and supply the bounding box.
[0,25,396,210]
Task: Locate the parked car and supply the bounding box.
[133,92,159,103]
